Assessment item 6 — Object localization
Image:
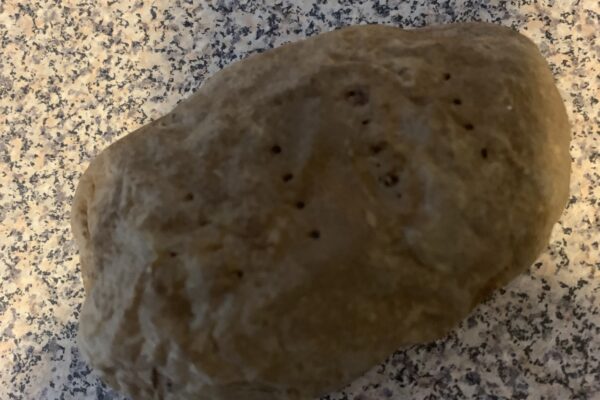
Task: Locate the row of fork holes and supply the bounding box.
[169,144,320,270]
[447,74,488,159]
[345,88,403,193]
[271,145,320,240]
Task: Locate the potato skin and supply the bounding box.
[71,23,570,400]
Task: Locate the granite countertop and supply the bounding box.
[0,1,598,399]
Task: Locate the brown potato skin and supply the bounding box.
[71,23,570,400]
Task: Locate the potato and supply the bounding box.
[71,23,570,400]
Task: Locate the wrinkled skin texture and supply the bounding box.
[71,23,570,400]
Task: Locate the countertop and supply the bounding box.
[0,1,598,399]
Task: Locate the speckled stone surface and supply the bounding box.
[0,1,597,399]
